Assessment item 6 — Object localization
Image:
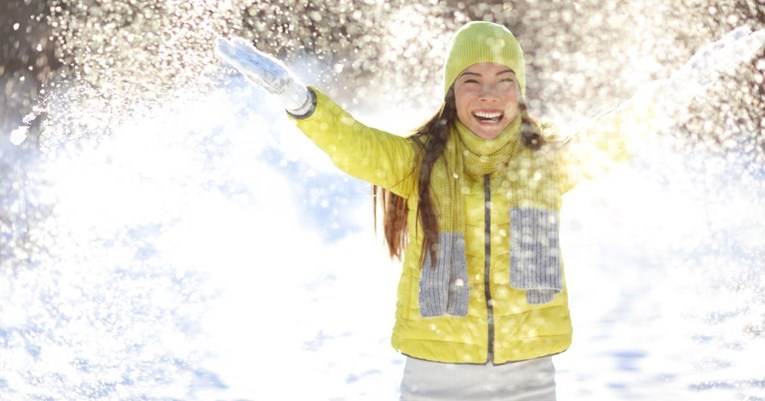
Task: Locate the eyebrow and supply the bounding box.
[459,69,515,78]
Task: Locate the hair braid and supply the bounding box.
[519,102,545,150]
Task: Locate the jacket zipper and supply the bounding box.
[483,174,494,363]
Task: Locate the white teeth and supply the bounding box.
[474,111,502,119]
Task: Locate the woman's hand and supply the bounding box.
[678,26,765,84]
[215,37,314,116]
[665,26,765,106]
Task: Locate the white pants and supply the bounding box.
[399,356,557,401]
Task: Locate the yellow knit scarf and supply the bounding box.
[431,116,522,236]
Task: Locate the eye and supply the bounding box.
[463,78,480,84]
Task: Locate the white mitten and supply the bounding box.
[215,37,314,116]
[663,26,765,109]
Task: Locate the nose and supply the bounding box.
[478,83,500,101]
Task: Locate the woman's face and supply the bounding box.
[453,62,520,140]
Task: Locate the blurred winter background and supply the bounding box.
[1,0,764,400]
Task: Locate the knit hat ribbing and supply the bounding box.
[443,21,526,99]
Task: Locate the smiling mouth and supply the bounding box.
[473,111,503,124]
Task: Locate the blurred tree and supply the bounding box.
[1,0,58,273]
[677,0,765,165]
[1,0,60,146]
[0,0,762,159]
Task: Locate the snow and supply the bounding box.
[2,1,765,395]
[1,75,763,400]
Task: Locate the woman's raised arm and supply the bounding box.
[215,37,418,197]
[558,26,765,192]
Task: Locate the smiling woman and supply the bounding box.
[215,20,765,401]
[453,63,520,140]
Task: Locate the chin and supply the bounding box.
[472,124,506,140]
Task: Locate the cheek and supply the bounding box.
[454,88,470,109]
[454,90,472,120]
[456,107,471,126]
[503,93,520,111]
[503,88,520,102]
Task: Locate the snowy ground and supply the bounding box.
[1,78,764,401]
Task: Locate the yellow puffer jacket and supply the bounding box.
[293,87,649,364]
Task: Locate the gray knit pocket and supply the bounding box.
[419,232,469,317]
[510,207,562,304]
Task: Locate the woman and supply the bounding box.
[216,21,764,401]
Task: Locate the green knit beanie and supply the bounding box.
[443,21,526,99]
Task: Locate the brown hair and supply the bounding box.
[373,89,545,263]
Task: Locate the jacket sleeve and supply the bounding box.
[289,87,419,198]
[555,83,672,193]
